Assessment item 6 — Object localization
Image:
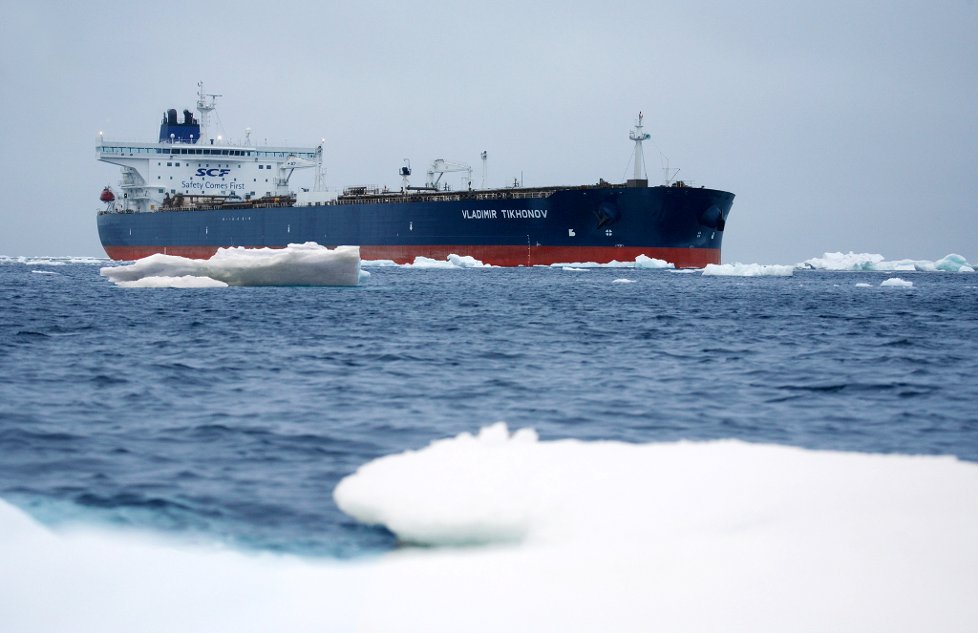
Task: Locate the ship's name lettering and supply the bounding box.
[194,168,232,177]
[461,209,548,220]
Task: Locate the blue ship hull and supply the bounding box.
[98,184,733,266]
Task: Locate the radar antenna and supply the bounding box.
[400,159,412,189]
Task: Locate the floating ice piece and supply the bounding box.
[855,282,872,288]
[934,253,975,273]
[702,263,794,276]
[408,254,491,269]
[881,277,914,288]
[799,251,974,273]
[561,267,589,272]
[360,259,399,267]
[552,254,674,269]
[800,252,885,271]
[30,270,61,276]
[799,251,927,271]
[100,243,360,287]
[634,255,674,269]
[612,278,637,284]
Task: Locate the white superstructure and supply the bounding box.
[97,84,328,213]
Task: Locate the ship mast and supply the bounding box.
[628,111,651,187]
[196,81,222,142]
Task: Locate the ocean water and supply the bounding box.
[1,258,977,561]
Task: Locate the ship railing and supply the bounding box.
[333,188,556,206]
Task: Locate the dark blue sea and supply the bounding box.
[2,259,977,557]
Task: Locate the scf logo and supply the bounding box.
[195,168,231,177]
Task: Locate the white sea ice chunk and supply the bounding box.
[634,255,674,269]
[703,263,794,276]
[800,252,885,271]
[334,422,541,545]
[408,254,490,268]
[612,278,637,284]
[100,243,360,287]
[881,277,914,288]
[551,254,673,269]
[4,427,978,632]
[934,253,975,272]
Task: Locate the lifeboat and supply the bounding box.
[100,187,115,203]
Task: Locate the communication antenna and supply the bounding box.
[481,150,488,189]
[196,81,222,141]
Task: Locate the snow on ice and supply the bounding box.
[3,424,978,632]
[100,243,361,287]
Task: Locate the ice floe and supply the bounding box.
[551,254,674,269]
[611,278,637,284]
[3,424,978,632]
[800,251,975,272]
[407,254,492,268]
[702,263,794,276]
[100,243,360,287]
[881,277,914,288]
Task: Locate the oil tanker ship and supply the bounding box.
[96,85,733,266]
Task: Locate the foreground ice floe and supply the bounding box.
[703,262,794,276]
[100,243,360,287]
[3,424,978,632]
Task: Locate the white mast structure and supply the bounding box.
[628,111,651,186]
[313,143,326,192]
[196,81,222,143]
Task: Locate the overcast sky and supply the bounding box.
[1,0,975,263]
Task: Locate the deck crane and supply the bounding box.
[426,158,473,191]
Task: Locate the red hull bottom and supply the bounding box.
[103,245,721,268]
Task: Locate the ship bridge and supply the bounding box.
[97,83,325,214]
